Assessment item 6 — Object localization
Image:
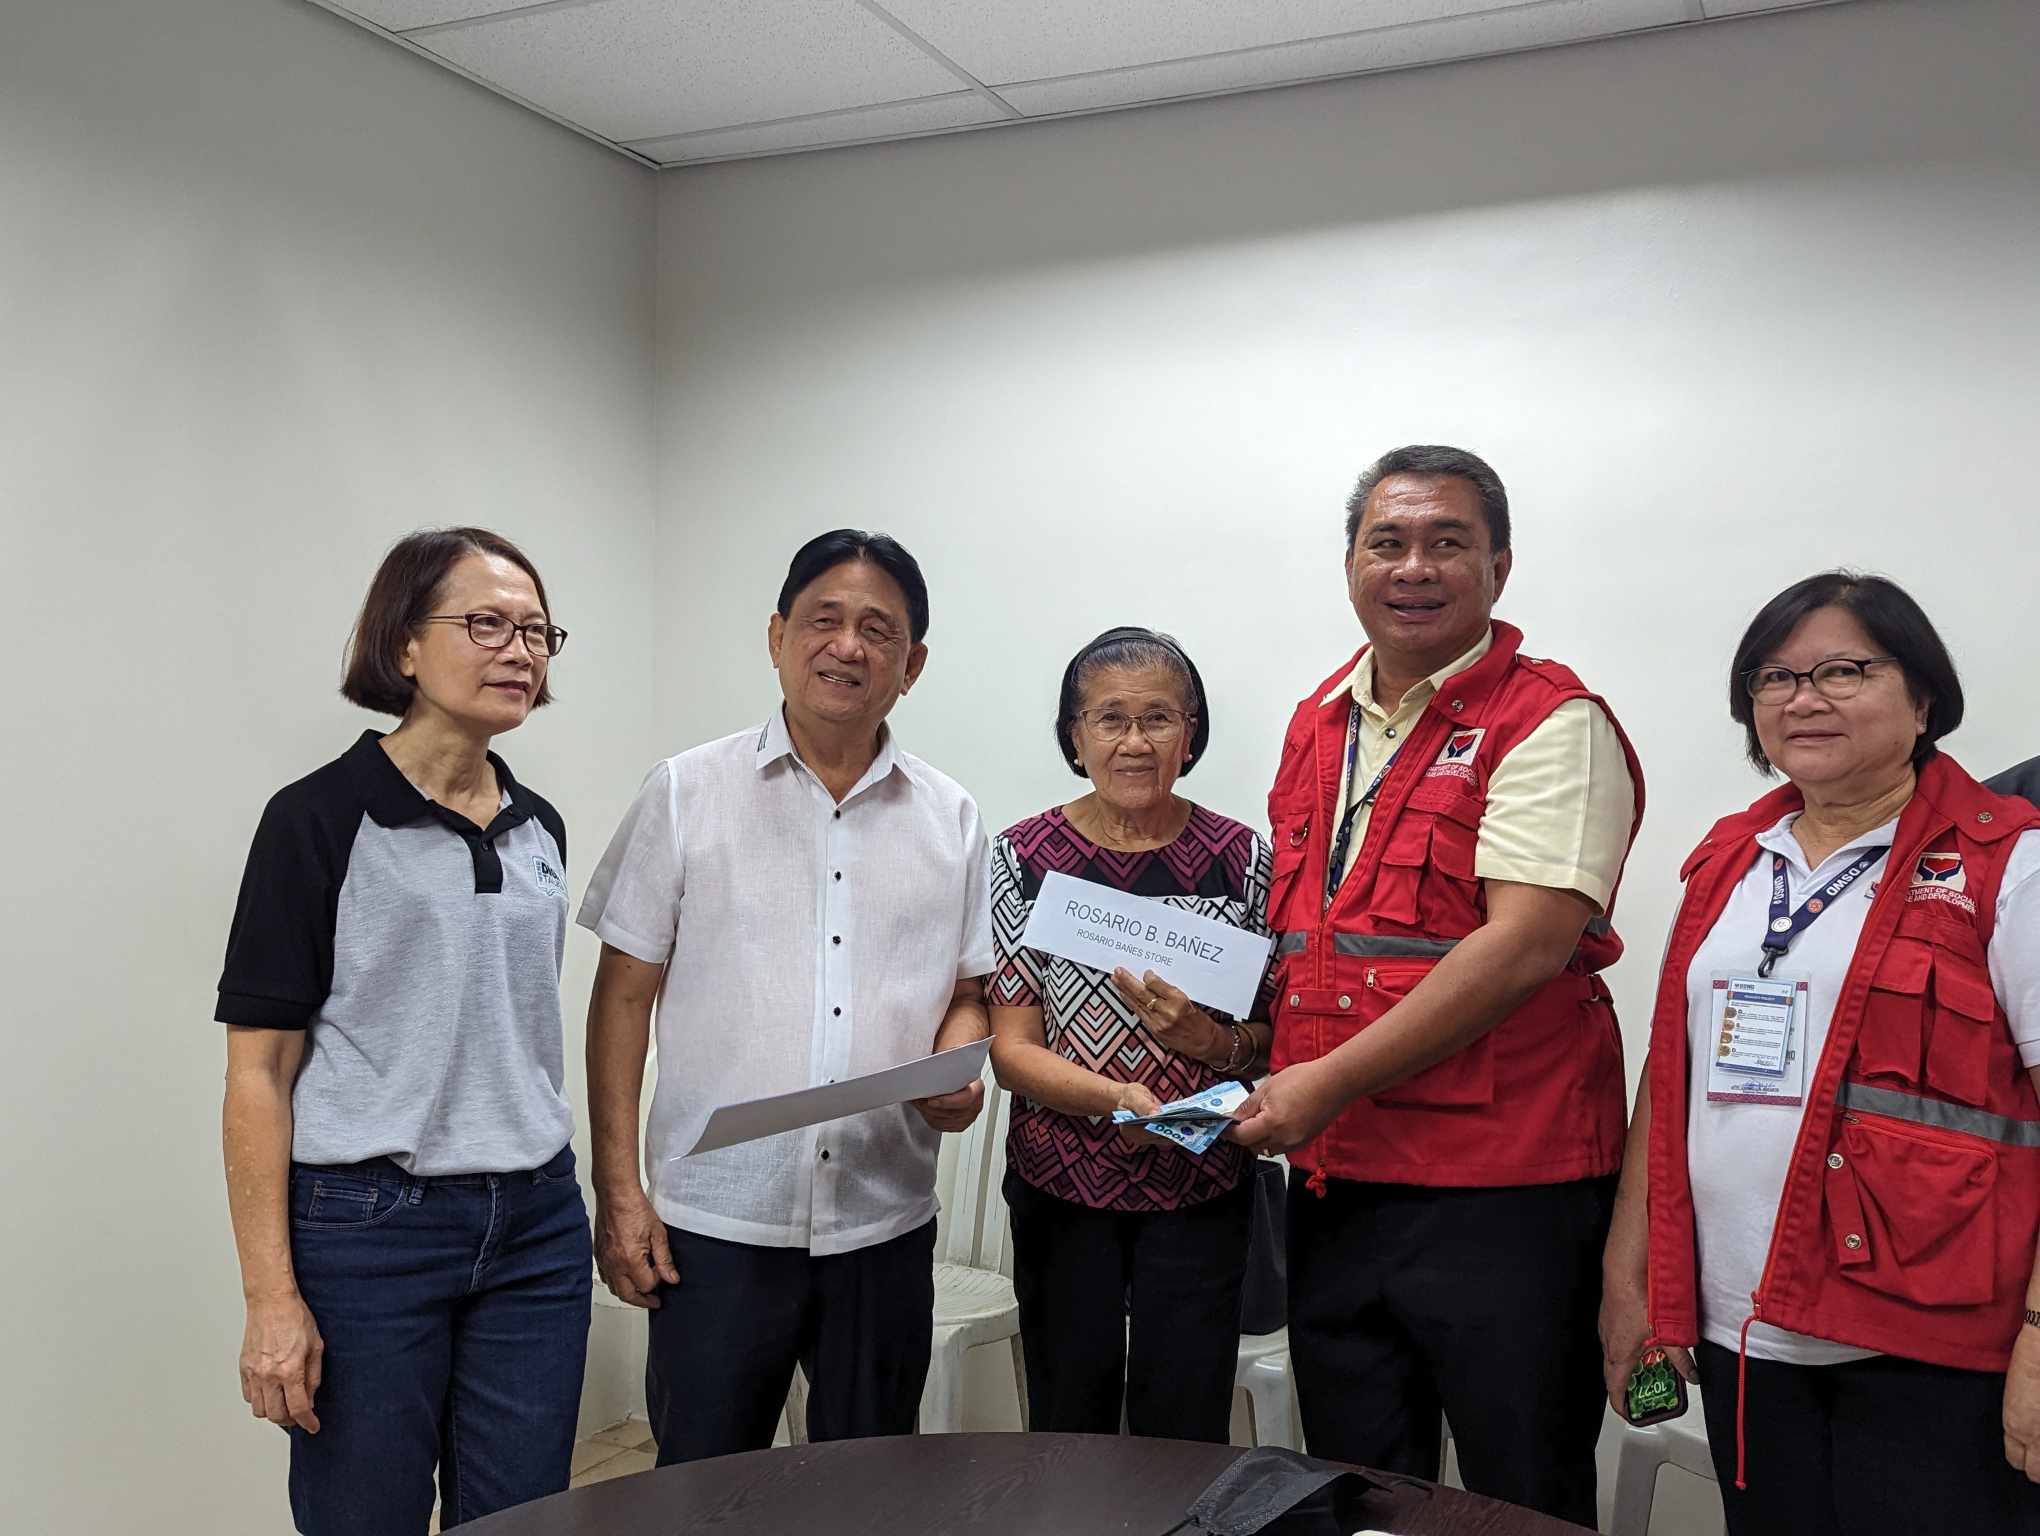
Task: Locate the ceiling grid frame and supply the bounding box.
[301,0,1862,168]
[852,1,1024,122]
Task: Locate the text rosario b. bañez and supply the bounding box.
[1064,900,1224,962]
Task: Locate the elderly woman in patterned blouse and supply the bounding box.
[988,626,1275,1442]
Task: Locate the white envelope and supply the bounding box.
[678,1037,992,1157]
[1020,871,1273,1019]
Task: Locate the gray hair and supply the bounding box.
[1053,627,1210,779]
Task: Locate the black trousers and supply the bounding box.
[1286,1169,1615,1529]
[1005,1170,1253,1442]
[643,1219,936,1465]
[1695,1340,2040,1535]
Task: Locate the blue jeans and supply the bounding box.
[285,1144,593,1534]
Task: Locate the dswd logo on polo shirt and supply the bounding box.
[1908,851,1975,913]
[1425,728,1484,783]
[532,854,566,899]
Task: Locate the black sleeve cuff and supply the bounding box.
[215,992,314,1029]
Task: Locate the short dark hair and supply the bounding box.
[1054,627,1211,779]
[1728,571,1963,774]
[1344,444,1511,555]
[341,527,555,718]
[776,530,930,643]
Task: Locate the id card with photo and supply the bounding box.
[1705,972,1808,1106]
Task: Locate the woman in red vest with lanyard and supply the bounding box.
[1600,571,2040,1534]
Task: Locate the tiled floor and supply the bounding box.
[568,1418,659,1487]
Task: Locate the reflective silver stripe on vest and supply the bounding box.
[1277,933,1460,959]
[1282,922,1605,954]
[1839,1081,2040,1149]
[1334,934,1460,958]
[1585,915,1612,937]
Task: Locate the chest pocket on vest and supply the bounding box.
[1826,1110,1996,1308]
[1268,797,1313,927]
[1855,913,1999,1109]
[1369,793,1482,929]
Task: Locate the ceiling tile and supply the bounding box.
[417,0,964,144]
[333,2,524,29]
[630,92,1002,163]
[999,0,1690,116]
[875,0,1531,86]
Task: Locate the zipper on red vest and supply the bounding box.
[1733,1297,1760,1491]
[1310,912,1329,1197]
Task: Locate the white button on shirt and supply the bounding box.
[1684,812,2040,1364]
[578,711,995,1256]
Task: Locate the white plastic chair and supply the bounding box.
[1610,1386,1717,1536]
[1230,1154,1299,1452]
[782,1072,1024,1442]
[923,1076,1026,1433]
[1235,1329,1299,1449]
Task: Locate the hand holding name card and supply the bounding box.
[1022,872,1273,1019]
[912,1077,985,1132]
[1110,968,1230,1064]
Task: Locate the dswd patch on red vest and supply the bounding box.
[1909,851,1976,913]
[1425,727,1484,782]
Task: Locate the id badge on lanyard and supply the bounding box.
[1705,972,1809,1105]
[1704,846,1880,1107]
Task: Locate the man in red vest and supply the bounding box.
[1232,445,1644,1525]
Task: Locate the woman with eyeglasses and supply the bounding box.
[987,626,1274,1440]
[1599,572,2040,1535]
[216,528,591,1534]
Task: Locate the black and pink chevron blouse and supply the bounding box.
[991,805,1274,1212]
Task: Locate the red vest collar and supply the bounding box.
[1309,621,1526,723]
[1681,754,2027,881]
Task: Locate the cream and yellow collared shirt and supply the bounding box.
[1325,627,1636,911]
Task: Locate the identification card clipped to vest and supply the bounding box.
[1705,971,1809,1106]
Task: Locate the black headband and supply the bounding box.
[1070,625,1198,685]
[1063,626,1208,727]
[1056,625,1211,776]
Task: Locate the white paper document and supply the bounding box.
[679,1037,992,1157]
[1020,871,1274,1020]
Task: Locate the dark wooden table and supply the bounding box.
[465,1433,1595,1534]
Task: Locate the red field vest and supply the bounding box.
[1645,753,2040,1373]
[1266,622,1645,1188]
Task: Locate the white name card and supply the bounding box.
[1020,871,1273,1020]
[680,1038,992,1157]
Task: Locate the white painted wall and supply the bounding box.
[651,3,2037,1524]
[654,0,2040,1087]
[0,1,655,1530]
[9,0,2039,1530]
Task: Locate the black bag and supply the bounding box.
[1238,1160,1287,1336]
[1170,1446,1399,1535]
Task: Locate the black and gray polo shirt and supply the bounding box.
[216,730,574,1175]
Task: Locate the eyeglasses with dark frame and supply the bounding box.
[1742,656,1897,704]
[421,612,569,657]
[1077,706,1193,744]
